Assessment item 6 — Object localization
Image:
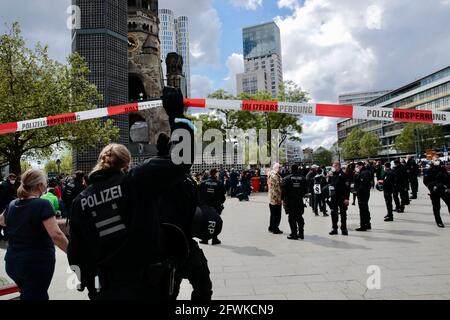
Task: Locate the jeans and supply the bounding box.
[5,249,55,300]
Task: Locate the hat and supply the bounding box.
[191,205,223,241]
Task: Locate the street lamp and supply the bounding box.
[56,159,61,174]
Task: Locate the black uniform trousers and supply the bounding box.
[330,197,347,231]
[384,190,394,218]
[431,192,450,225]
[357,191,371,228]
[313,194,327,215]
[285,205,304,236]
[393,188,402,210]
[269,204,282,231]
[171,241,213,301]
[409,175,418,196]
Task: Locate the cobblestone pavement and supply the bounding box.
[1,180,450,300]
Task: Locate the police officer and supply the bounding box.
[67,87,195,300]
[406,156,419,199]
[393,159,409,212]
[354,162,373,231]
[152,133,213,301]
[61,171,86,219]
[423,156,450,228]
[281,164,308,240]
[327,161,350,236]
[199,168,226,245]
[382,162,397,222]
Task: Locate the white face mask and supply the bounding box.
[355,167,361,173]
[10,179,16,184]
[331,167,337,173]
[434,161,440,166]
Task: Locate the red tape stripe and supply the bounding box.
[0,285,20,296]
[241,100,278,112]
[316,104,353,118]
[184,99,206,108]
[393,109,433,123]
[47,113,77,126]
[0,122,18,135]
[107,103,139,116]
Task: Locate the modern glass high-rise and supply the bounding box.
[237,21,283,97]
[72,0,129,172]
[158,9,191,97]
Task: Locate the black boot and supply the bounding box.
[287,234,299,240]
[355,227,367,231]
[341,229,348,236]
[437,222,445,228]
[329,229,338,235]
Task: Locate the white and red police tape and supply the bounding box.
[1,98,449,135]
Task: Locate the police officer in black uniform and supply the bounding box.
[423,156,450,228]
[382,162,397,222]
[61,171,86,219]
[406,156,419,199]
[327,161,350,235]
[67,87,195,300]
[355,162,373,231]
[153,133,213,301]
[393,159,409,212]
[199,168,226,245]
[281,164,308,240]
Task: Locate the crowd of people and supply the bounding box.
[0,88,449,301]
[265,155,450,241]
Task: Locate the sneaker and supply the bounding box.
[199,240,209,245]
[341,230,348,236]
[437,223,445,228]
[329,229,338,235]
[212,239,221,245]
[287,235,298,240]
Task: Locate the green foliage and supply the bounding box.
[0,23,118,174]
[360,132,382,158]
[341,128,365,160]
[313,147,333,166]
[395,123,444,154]
[44,151,73,175]
[20,160,32,172]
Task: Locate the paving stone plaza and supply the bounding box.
[1,180,450,300]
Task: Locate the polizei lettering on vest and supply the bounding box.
[81,185,123,211]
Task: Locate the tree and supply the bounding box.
[360,132,382,158]
[189,113,224,133]
[44,151,73,175]
[278,80,309,103]
[341,128,365,160]
[395,123,444,154]
[21,160,32,172]
[313,147,333,166]
[0,23,119,175]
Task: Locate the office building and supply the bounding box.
[337,66,450,158]
[236,21,283,97]
[72,0,129,172]
[159,9,190,97]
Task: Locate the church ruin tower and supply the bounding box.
[127,0,169,145]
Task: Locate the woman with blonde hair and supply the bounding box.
[0,169,68,300]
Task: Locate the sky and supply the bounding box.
[1,0,449,149]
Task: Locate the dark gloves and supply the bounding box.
[162,86,185,121]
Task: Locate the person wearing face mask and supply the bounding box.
[268,163,283,234]
[0,169,69,300]
[354,162,373,231]
[327,161,350,235]
[381,162,397,222]
[393,159,409,213]
[423,156,450,228]
[312,167,329,217]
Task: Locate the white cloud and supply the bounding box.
[191,75,214,99]
[301,117,337,149]
[277,0,300,10]
[222,53,244,95]
[275,0,450,103]
[230,0,263,10]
